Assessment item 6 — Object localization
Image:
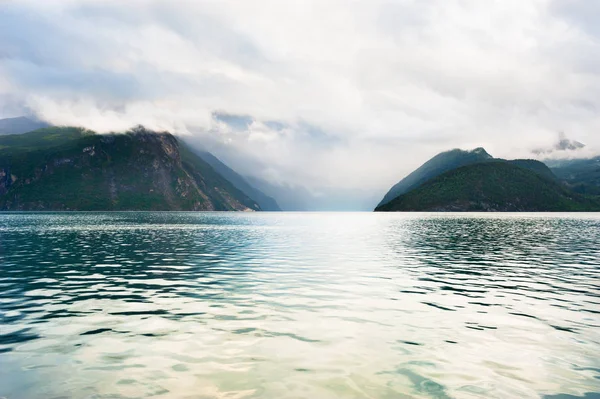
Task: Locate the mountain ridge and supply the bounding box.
[0,116,50,135]
[378,147,494,207]
[546,156,600,195]
[375,160,600,212]
[188,147,282,211]
[0,126,261,211]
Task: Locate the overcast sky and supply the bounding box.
[1,0,599,192]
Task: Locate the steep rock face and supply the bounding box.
[0,127,260,211]
[375,161,600,212]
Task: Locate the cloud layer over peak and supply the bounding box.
[1,0,599,192]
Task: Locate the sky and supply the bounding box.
[1,0,599,198]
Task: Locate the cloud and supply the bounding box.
[1,0,599,193]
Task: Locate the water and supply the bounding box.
[0,212,599,399]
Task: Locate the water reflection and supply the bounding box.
[0,212,599,399]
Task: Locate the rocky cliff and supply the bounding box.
[0,126,260,211]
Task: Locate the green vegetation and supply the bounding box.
[0,126,260,211]
[378,147,493,207]
[508,159,557,181]
[189,147,282,211]
[546,156,600,195]
[375,161,600,212]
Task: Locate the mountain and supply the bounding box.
[378,147,493,207]
[545,156,600,195]
[375,160,600,212]
[0,116,50,135]
[532,132,586,155]
[245,177,312,211]
[189,148,281,211]
[303,187,381,211]
[508,159,557,181]
[244,177,380,211]
[0,126,261,211]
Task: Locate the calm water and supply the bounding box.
[0,212,599,399]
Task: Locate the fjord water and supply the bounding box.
[0,213,599,399]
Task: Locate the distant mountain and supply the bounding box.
[305,187,381,211]
[0,126,260,211]
[378,147,493,207]
[546,156,600,195]
[533,132,586,155]
[189,148,281,211]
[0,116,50,135]
[244,177,380,211]
[556,138,585,151]
[375,161,600,212]
[245,177,311,211]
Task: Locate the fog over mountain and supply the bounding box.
[532,132,587,156]
[1,0,599,205]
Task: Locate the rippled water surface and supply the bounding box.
[0,212,599,399]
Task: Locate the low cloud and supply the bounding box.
[1,0,599,192]
[532,132,585,155]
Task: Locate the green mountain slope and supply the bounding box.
[375,161,600,212]
[190,148,282,211]
[0,126,261,211]
[508,159,557,181]
[378,147,493,207]
[546,156,600,195]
